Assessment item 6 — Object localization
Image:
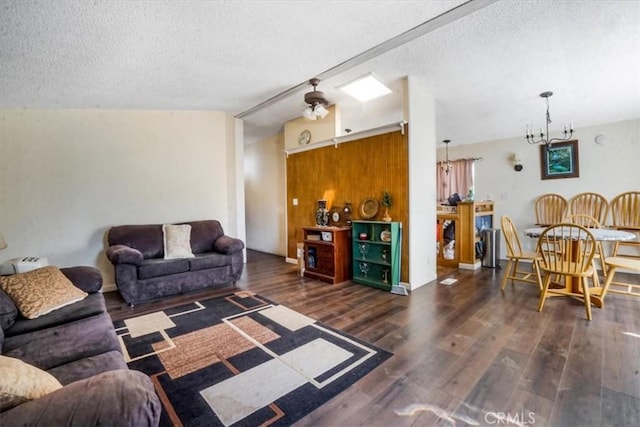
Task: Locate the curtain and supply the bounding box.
[437,159,474,202]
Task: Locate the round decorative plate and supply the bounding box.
[359,198,379,219]
[380,230,391,242]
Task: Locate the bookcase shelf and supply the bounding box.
[303,226,352,284]
[351,221,401,291]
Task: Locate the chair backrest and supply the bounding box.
[536,223,596,274]
[564,214,602,229]
[569,192,608,225]
[501,215,523,257]
[535,194,568,226]
[609,191,640,230]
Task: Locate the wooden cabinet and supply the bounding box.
[437,201,494,270]
[352,221,401,291]
[437,210,460,268]
[303,227,352,284]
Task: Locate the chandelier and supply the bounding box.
[525,91,574,148]
[442,139,452,174]
[303,78,329,120]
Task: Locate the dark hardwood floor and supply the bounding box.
[105,250,640,426]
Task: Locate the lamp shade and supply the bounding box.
[303,107,317,120]
[315,104,329,119]
[0,231,6,250]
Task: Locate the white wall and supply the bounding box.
[0,109,242,288]
[244,132,286,255]
[405,76,437,289]
[438,118,640,258]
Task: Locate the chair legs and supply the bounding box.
[597,242,608,276]
[590,261,601,288]
[600,257,640,300]
[500,259,514,290]
[581,277,592,321]
[538,273,595,320]
[501,258,543,291]
[537,274,553,313]
[599,265,619,304]
[532,261,543,291]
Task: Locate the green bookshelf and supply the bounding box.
[352,221,401,291]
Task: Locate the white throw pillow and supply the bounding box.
[163,224,195,259]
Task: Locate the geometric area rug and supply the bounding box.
[113,291,392,426]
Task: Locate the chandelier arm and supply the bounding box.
[548,130,574,144]
[524,91,574,147]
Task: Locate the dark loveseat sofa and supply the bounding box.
[106,220,244,305]
[0,266,160,426]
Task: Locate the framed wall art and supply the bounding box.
[539,139,579,180]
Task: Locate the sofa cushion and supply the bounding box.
[5,293,106,338]
[0,287,18,331]
[163,224,195,259]
[186,220,225,254]
[0,355,63,411]
[138,258,190,280]
[47,350,128,386]
[188,253,231,272]
[2,312,121,371]
[108,224,164,259]
[0,266,88,320]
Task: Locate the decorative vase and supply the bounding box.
[382,207,392,222]
[315,200,329,226]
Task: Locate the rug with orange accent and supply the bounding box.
[113,291,392,427]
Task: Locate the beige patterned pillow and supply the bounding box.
[0,266,88,319]
[0,355,63,411]
[163,224,195,259]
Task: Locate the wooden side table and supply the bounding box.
[302,227,352,284]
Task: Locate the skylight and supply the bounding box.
[337,73,392,102]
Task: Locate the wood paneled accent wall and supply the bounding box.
[286,129,409,282]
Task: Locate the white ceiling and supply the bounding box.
[1,0,639,146]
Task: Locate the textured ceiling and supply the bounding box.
[1,0,639,146]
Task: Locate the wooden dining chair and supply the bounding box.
[608,191,640,258]
[535,193,568,226]
[500,216,543,291]
[600,192,640,299]
[600,256,640,299]
[569,192,609,225]
[537,224,598,320]
[563,214,608,277]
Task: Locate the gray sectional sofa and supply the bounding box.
[0,266,160,426]
[106,220,245,305]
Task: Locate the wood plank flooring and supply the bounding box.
[105,250,640,426]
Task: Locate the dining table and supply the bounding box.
[525,226,636,307]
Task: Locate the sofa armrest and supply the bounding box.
[60,266,103,294]
[106,245,144,266]
[0,369,161,427]
[214,235,245,254]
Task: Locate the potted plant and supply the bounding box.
[381,191,392,222]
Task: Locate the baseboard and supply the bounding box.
[285,257,297,264]
[101,282,117,293]
[459,261,481,270]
